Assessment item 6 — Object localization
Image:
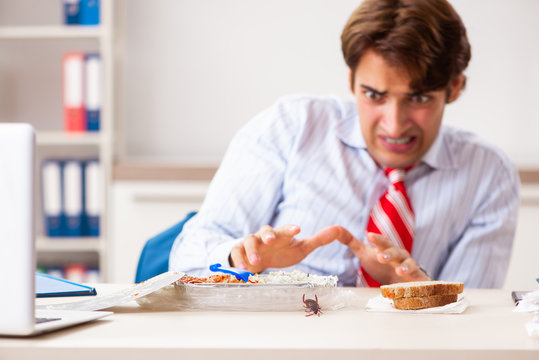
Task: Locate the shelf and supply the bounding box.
[4,0,114,281]
[0,25,103,39]
[36,236,102,252]
[36,131,104,146]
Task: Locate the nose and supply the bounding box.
[382,100,408,136]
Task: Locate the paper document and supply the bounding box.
[36,273,96,298]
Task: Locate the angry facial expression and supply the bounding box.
[350,49,463,169]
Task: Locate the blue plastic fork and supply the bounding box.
[209,263,254,282]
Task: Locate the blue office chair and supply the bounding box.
[134,211,197,283]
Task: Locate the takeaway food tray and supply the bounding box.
[136,276,344,311]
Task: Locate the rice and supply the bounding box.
[250,270,338,287]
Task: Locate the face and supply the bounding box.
[349,49,463,169]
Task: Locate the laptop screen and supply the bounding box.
[0,123,36,334]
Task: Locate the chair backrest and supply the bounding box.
[134,211,197,283]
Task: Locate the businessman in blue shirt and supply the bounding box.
[170,0,519,287]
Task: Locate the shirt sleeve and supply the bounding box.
[436,160,520,288]
[168,97,300,275]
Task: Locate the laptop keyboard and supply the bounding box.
[36,317,61,324]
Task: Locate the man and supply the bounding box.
[169,0,519,287]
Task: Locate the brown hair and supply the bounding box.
[341,0,471,92]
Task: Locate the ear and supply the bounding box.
[348,68,355,94]
[446,73,464,103]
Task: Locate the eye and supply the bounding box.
[410,94,431,104]
[364,90,383,102]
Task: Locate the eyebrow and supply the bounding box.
[360,84,426,97]
[360,85,386,96]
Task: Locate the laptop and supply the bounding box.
[0,123,112,336]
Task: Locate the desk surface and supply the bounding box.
[1,287,538,360]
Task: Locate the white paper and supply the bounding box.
[37,271,184,311]
[512,290,539,337]
[365,293,469,314]
[513,290,539,313]
[525,314,539,338]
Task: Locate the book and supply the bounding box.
[35,272,96,298]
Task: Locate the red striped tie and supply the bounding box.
[359,168,414,287]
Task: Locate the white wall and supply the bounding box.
[117,0,539,167]
[446,0,539,168]
[117,0,357,164]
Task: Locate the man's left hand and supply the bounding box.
[364,232,430,283]
[314,226,430,285]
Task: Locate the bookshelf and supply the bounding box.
[0,25,104,39]
[36,237,103,252]
[0,0,114,281]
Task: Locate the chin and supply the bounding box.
[376,155,418,170]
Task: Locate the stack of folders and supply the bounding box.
[41,159,101,237]
[62,52,101,132]
[63,0,100,25]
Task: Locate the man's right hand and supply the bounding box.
[229,224,335,273]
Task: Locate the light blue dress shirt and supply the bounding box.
[169,94,519,287]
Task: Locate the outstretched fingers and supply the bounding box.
[394,257,423,278]
[273,224,301,243]
[256,225,277,245]
[303,225,365,256]
[366,232,429,282]
[230,240,249,269]
[243,233,262,265]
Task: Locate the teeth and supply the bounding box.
[385,137,412,145]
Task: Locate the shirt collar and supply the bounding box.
[335,110,366,149]
[420,126,458,170]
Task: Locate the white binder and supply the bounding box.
[63,160,83,236]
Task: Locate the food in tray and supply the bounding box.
[380,280,464,310]
[136,270,342,312]
[251,270,338,287]
[179,274,258,284]
[177,270,338,287]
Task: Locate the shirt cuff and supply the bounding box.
[207,237,243,267]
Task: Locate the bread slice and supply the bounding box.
[380,281,464,300]
[393,294,459,310]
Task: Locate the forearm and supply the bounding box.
[169,99,297,274]
[169,217,239,275]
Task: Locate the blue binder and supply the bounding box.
[63,0,81,25]
[79,0,100,25]
[36,273,96,298]
[83,160,100,236]
[85,53,101,131]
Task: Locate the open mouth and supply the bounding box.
[384,136,413,145]
[380,135,417,152]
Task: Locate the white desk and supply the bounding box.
[1,287,538,360]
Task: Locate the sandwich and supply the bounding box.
[380,280,464,310]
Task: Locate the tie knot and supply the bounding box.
[385,168,405,184]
